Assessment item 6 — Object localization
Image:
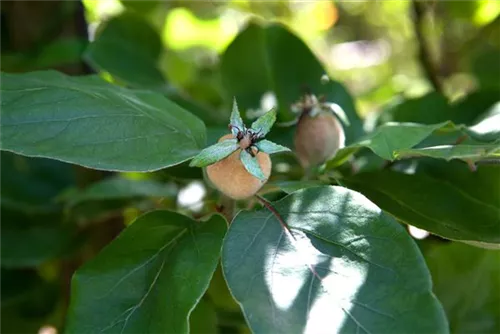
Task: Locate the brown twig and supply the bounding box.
[412,0,443,93]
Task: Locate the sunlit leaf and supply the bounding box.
[223,186,448,334]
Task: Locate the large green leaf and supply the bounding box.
[1,151,75,213]
[220,20,364,143]
[0,70,206,172]
[327,119,500,168]
[425,242,500,334]
[341,167,500,244]
[1,223,75,268]
[66,211,226,334]
[85,12,166,88]
[265,180,328,194]
[63,176,177,207]
[394,142,500,162]
[473,48,500,90]
[381,90,499,125]
[386,92,450,125]
[327,121,455,167]
[222,186,448,334]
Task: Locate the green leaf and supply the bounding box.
[66,211,226,334]
[381,90,499,126]
[466,102,500,142]
[394,143,500,162]
[388,92,450,125]
[230,98,245,136]
[327,120,500,168]
[0,70,206,172]
[266,180,327,194]
[451,90,500,125]
[240,149,266,181]
[327,121,454,167]
[1,224,74,268]
[1,151,75,214]
[416,159,500,212]
[85,12,166,88]
[341,168,500,244]
[254,139,290,155]
[472,48,500,90]
[64,176,177,207]
[425,242,500,334]
[250,108,277,137]
[220,20,364,143]
[189,139,239,167]
[222,186,447,334]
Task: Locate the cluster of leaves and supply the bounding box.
[1,3,499,334]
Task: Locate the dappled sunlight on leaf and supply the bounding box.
[223,186,447,333]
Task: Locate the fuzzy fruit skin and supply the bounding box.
[294,112,345,169]
[206,134,271,200]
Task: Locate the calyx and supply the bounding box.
[189,98,290,180]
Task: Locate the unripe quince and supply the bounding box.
[190,99,290,200]
[292,93,346,169]
[207,134,271,200]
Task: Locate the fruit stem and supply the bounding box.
[218,194,235,226]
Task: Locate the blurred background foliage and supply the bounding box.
[1,1,499,334]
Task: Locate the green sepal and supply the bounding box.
[230,97,245,136]
[240,149,266,181]
[189,139,239,167]
[254,140,291,154]
[250,108,277,137]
